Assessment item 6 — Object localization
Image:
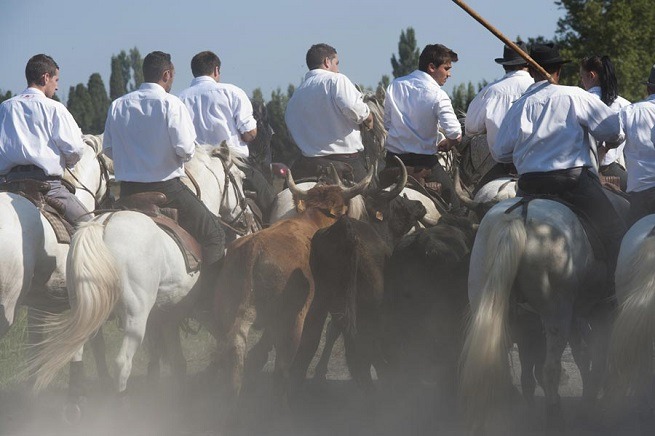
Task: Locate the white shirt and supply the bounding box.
[0,88,84,176]
[616,94,655,192]
[285,69,370,157]
[178,76,257,158]
[465,70,533,150]
[384,70,461,155]
[492,81,624,175]
[586,86,631,166]
[103,83,196,183]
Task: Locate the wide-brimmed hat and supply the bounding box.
[529,43,571,67]
[495,42,529,66]
[644,64,655,86]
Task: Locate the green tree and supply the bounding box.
[87,73,110,134]
[391,27,420,78]
[129,47,144,91]
[67,84,95,133]
[0,90,12,104]
[555,0,655,102]
[110,55,127,100]
[378,75,390,90]
[451,81,486,115]
[267,85,298,165]
[252,88,264,105]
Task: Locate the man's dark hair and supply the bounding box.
[306,43,337,70]
[25,54,59,86]
[418,44,458,72]
[143,51,174,83]
[191,51,221,78]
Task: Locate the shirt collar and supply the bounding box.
[190,76,216,86]
[139,82,167,94]
[503,70,531,79]
[409,70,440,87]
[23,87,46,97]
[306,68,334,78]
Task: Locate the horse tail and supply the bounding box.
[459,213,527,422]
[30,220,121,391]
[608,232,655,396]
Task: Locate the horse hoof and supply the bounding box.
[62,401,83,425]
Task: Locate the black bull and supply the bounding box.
[290,194,427,390]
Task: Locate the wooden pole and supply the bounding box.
[452,0,555,84]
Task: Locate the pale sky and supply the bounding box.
[0,0,564,102]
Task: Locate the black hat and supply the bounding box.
[495,42,529,66]
[644,64,655,86]
[529,43,571,67]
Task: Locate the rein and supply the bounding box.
[65,149,112,209]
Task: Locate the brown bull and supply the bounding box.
[213,166,374,401]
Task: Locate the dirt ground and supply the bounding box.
[0,328,651,436]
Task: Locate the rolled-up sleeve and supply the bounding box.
[168,102,197,162]
[433,90,461,139]
[52,106,85,168]
[234,89,257,134]
[334,75,370,124]
[465,93,487,136]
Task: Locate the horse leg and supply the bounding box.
[586,301,613,402]
[515,309,545,406]
[161,317,187,391]
[312,315,340,381]
[569,317,591,401]
[115,312,149,396]
[64,346,86,424]
[541,312,572,429]
[90,327,112,390]
[145,312,164,383]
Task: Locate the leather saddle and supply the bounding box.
[0,179,74,243]
[114,192,203,272]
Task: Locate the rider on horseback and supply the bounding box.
[103,51,225,300]
[0,54,91,225]
[383,43,464,215]
[285,43,374,184]
[492,43,627,286]
[178,50,276,219]
[465,41,534,193]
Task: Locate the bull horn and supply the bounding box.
[420,214,441,227]
[377,156,407,200]
[286,168,309,200]
[453,165,480,211]
[342,165,375,200]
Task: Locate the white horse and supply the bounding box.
[459,197,613,429]
[607,214,655,423]
[0,135,111,391]
[28,143,259,398]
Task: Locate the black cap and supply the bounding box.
[494,42,529,66]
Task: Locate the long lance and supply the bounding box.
[452,0,555,84]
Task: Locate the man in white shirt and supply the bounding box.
[0,54,90,224]
[384,43,463,213]
[285,43,373,182]
[103,51,225,291]
[613,64,655,223]
[493,43,626,270]
[465,41,533,191]
[179,51,274,216]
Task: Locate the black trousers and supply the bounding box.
[518,167,626,262]
[291,152,368,183]
[120,178,225,265]
[385,152,461,210]
[628,186,655,226]
[238,160,276,217]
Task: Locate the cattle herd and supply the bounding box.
[2,136,654,436]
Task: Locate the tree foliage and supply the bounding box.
[391,27,420,78]
[451,81,487,116]
[110,47,143,100]
[266,85,299,165]
[0,90,12,104]
[87,73,110,134]
[67,84,95,133]
[555,0,655,102]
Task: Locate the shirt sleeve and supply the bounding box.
[102,104,114,159]
[233,89,257,134]
[465,91,488,136]
[433,90,462,139]
[52,105,85,168]
[333,74,370,124]
[168,100,197,162]
[490,113,517,163]
[579,94,625,144]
